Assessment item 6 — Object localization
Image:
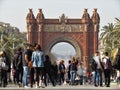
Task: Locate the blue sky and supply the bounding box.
[0,0,120,32]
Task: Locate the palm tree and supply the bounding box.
[100,23,115,51]
[0,27,26,63]
[100,18,120,62]
[110,18,120,61]
[6,32,26,62]
[114,18,120,45]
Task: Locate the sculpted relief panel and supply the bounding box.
[43,24,83,32]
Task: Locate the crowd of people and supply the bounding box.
[0,43,119,88]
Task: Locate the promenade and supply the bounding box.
[0,82,119,90]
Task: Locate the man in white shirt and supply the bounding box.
[93,51,103,87]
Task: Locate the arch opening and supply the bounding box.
[50,42,76,66]
[50,42,76,60]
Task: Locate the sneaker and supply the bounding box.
[30,85,33,88]
[94,84,98,87]
[106,85,110,87]
[38,85,45,88]
[24,86,30,88]
[35,86,38,88]
[18,83,22,87]
[41,86,45,88]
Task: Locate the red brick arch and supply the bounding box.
[26,8,100,69]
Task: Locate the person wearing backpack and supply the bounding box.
[102,52,112,87]
[93,51,103,87]
[0,51,9,87]
[91,58,97,71]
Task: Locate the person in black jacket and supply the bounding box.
[13,47,23,86]
[67,60,71,81]
[51,61,58,85]
[58,60,65,85]
[44,55,55,86]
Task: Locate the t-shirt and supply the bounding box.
[23,49,33,66]
[103,58,107,69]
[93,55,101,69]
[77,65,84,76]
[103,56,112,69]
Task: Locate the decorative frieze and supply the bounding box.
[43,24,83,32]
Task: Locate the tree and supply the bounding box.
[100,18,120,62]
[100,23,115,51]
[0,26,26,63]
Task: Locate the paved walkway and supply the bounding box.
[0,83,120,89]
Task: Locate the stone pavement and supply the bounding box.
[0,83,120,90]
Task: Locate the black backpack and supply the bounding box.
[91,59,97,71]
[106,58,112,69]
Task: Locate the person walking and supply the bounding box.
[13,47,23,87]
[77,61,84,85]
[58,60,65,85]
[93,51,103,87]
[0,51,9,87]
[70,57,77,85]
[31,44,45,88]
[102,52,112,87]
[51,60,58,85]
[22,44,33,88]
[67,60,71,82]
[44,55,55,86]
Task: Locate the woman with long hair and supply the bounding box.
[31,44,45,88]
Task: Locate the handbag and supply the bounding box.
[1,62,8,70]
[28,61,33,68]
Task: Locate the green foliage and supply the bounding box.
[100,18,120,62]
[0,26,26,62]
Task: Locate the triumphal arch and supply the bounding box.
[26,8,100,68]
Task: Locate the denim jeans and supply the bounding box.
[70,70,76,84]
[22,66,29,87]
[94,69,102,86]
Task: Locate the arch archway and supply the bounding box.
[45,36,82,59]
